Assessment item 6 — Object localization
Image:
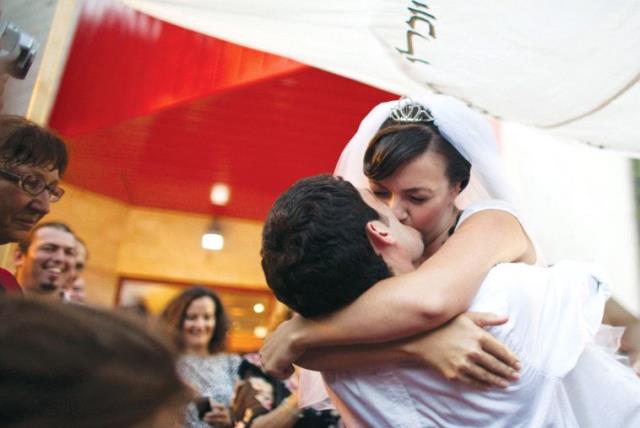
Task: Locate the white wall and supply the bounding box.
[500,121,639,315]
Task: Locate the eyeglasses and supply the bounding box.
[0,168,65,202]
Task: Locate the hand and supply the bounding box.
[249,393,302,428]
[621,321,640,377]
[280,393,302,420]
[283,392,299,409]
[602,300,640,377]
[629,351,640,377]
[404,311,520,388]
[203,402,232,428]
[260,315,308,379]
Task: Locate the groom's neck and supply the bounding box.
[382,249,416,276]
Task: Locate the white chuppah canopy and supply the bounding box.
[120,0,640,154]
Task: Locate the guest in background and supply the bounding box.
[162,286,241,428]
[14,221,77,301]
[67,236,88,303]
[233,303,341,428]
[0,297,190,428]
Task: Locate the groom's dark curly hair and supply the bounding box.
[261,175,391,317]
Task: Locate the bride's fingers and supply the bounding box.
[470,351,520,381]
[479,333,520,370]
[461,362,509,388]
[457,372,491,389]
[465,312,509,327]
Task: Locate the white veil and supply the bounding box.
[334,94,519,210]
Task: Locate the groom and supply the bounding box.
[261,174,640,427]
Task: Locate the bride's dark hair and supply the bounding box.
[364,119,471,192]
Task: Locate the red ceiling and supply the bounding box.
[49,0,394,220]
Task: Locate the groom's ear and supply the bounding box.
[365,220,396,253]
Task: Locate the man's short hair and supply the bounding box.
[261,175,391,317]
[18,221,74,254]
[0,115,68,175]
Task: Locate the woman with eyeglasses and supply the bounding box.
[0,115,67,295]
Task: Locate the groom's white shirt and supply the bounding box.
[314,261,639,428]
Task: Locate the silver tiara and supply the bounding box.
[389,97,434,123]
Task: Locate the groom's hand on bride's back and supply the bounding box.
[403,312,521,389]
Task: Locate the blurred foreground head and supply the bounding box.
[0,297,190,428]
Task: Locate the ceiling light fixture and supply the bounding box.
[210,183,230,206]
[253,326,268,339]
[202,219,224,251]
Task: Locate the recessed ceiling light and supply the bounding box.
[254,326,268,338]
[201,231,224,251]
[253,303,265,314]
[210,183,230,206]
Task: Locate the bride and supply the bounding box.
[260,95,640,422]
[262,95,537,369]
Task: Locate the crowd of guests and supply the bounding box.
[0,114,187,426]
[0,78,341,426]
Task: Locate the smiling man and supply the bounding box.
[0,115,68,294]
[14,222,77,301]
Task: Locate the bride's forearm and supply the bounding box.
[294,264,486,351]
[293,210,526,351]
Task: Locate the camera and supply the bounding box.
[0,20,38,79]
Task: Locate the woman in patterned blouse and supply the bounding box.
[163,286,242,428]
